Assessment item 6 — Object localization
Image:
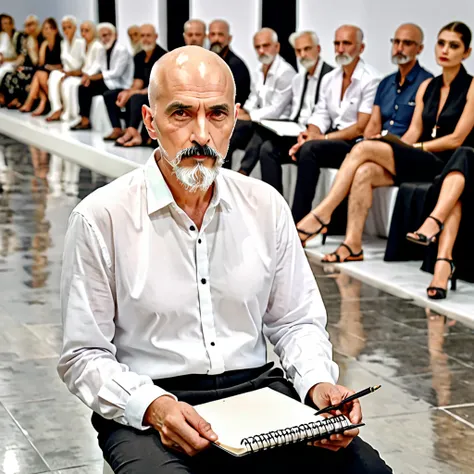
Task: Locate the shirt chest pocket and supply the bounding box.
[396,103,416,125]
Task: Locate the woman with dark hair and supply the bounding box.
[295,22,474,270]
[19,17,62,115]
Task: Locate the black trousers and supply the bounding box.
[92,364,392,474]
[260,135,298,194]
[104,90,149,129]
[78,78,110,119]
[224,119,256,169]
[291,139,354,223]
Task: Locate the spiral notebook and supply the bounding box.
[194,387,363,456]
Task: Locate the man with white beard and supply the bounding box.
[223,27,296,169]
[103,24,167,146]
[71,22,133,131]
[289,25,381,224]
[58,45,392,474]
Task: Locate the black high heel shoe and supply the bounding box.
[427,258,457,300]
[406,215,444,246]
[296,212,328,247]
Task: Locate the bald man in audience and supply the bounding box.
[208,19,250,106]
[224,27,296,169]
[128,25,142,55]
[103,24,167,146]
[58,44,392,474]
[183,19,206,47]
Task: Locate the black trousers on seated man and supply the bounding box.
[292,139,359,224]
[223,119,256,169]
[77,78,111,119]
[103,90,149,130]
[92,364,392,474]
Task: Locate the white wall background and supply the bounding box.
[190,0,260,72]
[4,0,97,28]
[297,0,474,76]
[116,0,167,51]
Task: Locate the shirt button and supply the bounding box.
[210,342,215,346]
[397,89,401,93]
[190,225,196,231]
[198,239,202,244]
[394,105,399,110]
[389,120,394,125]
[201,278,207,284]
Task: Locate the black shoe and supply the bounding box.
[407,215,444,246]
[296,212,328,247]
[427,258,457,300]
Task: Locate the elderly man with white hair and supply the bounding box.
[71,22,133,131]
[183,19,206,47]
[224,27,296,170]
[46,15,85,122]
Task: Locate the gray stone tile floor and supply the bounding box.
[0,138,473,473]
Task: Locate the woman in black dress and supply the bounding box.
[19,17,62,116]
[295,22,474,266]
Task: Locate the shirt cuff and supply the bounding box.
[124,383,177,430]
[249,109,264,122]
[294,368,338,404]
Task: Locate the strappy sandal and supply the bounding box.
[321,242,364,263]
[296,213,328,247]
[406,215,444,246]
[427,258,457,300]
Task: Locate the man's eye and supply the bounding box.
[211,110,226,119]
[173,110,187,117]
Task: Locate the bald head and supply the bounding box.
[336,25,363,44]
[395,23,424,44]
[149,46,235,108]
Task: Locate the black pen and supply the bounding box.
[315,385,381,416]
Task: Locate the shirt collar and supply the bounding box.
[261,53,282,76]
[144,152,233,215]
[393,61,422,85]
[351,58,365,80]
[309,57,324,80]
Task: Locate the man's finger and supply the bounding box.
[347,398,362,424]
[183,405,218,442]
[160,426,197,456]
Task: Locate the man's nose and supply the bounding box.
[191,116,210,147]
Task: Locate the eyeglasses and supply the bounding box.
[391,39,418,47]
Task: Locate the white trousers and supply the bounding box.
[0,62,14,84]
[48,154,80,189]
[47,72,82,121]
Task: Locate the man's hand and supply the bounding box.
[289,130,309,160]
[237,108,251,121]
[144,395,218,457]
[308,383,362,451]
[116,90,133,108]
[81,74,91,87]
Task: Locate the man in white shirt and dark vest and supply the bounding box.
[58,46,391,474]
[258,30,334,193]
[289,25,381,225]
[223,27,296,170]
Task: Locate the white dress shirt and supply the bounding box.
[289,58,324,126]
[82,39,104,76]
[308,58,381,133]
[0,32,16,59]
[60,37,85,72]
[243,54,296,121]
[98,41,134,90]
[58,154,338,431]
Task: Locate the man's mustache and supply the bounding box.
[177,144,220,160]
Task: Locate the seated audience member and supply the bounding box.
[306,22,474,264]
[127,24,142,55]
[0,14,42,108]
[58,21,103,122]
[58,45,392,474]
[0,14,20,84]
[46,16,85,121]
[104,24,167,146]
[19,17,62,115]
[224,27,296,169]
[208,19,250,106]
[70,23,133,131]
[259,30,334,193]
[297,23,432,245]
[289,25,381,224]
[183,19,206,47]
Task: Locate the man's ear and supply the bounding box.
[228,34,233,45]
[142,104,157,139]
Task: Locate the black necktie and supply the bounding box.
[294,74,309,122]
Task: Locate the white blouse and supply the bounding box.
[82,39,104,76]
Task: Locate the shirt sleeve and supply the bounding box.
[262,195,339,402]
[57,212,176,431]
[133,54,143,81]
[358,74,381,115]
[307,74,332,133]
[373,78,385,107]
[249,67,295,121]
[61,40,84,71]
[102,47,132,82]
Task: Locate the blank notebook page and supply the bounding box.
[194,388,326,449]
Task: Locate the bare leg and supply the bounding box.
[37,70,49,95]
[32,89,48,116]
[407,171,465,242]
[322,162,394,262]
[427,201,461,297]
[296,141,395,237]
[20,73,41,111]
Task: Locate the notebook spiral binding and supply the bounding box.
[240,414,349,453]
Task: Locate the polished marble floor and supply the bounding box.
[1,138,474,474]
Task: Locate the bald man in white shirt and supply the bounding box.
[58,46,391,474]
